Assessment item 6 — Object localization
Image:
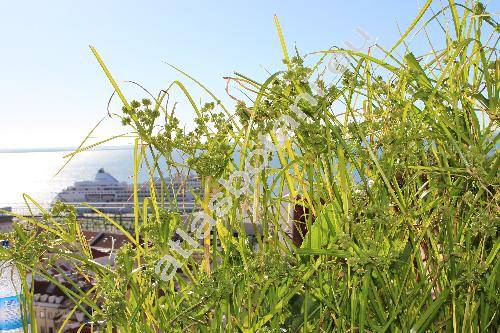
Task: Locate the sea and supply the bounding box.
[0,145,284,212]
[0,147,156,209]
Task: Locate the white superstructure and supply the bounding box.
[54,168,200,213]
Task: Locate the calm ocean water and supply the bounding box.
[0,146,281,209]
[0,148,153,207]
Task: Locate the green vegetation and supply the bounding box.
[2,1,498,331]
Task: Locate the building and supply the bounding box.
[33,280,89,333]
[33,231,131,333]
[0,206,13,232]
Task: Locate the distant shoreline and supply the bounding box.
[0,146,133,154]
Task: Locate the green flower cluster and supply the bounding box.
[121,98,160,133]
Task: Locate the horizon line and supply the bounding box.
[0,145,134,154]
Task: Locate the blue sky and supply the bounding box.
[1,1,496,149]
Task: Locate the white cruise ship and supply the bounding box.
[54,168,201,213]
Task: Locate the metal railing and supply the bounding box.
[1,201,197,216]
[1,202,196,234]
